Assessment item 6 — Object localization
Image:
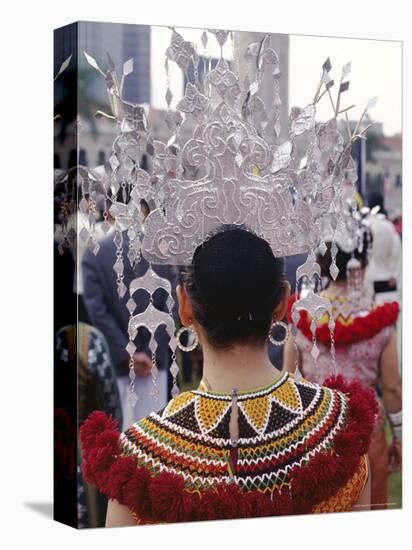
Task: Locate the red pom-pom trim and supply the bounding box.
[79,377,377,523]
[287,294,399,347]
[150,472,197,523]
[289,375,378,513]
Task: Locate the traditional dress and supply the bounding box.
[80,371,376,524]
[289,292,399,509]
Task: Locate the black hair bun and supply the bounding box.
[193,227,283,318]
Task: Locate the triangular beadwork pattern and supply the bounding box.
[208,407,232,439]
[270,377,302,412]
[295,380,318,410]
[238,394,271,434]
[264,400,299,434]
[162,392,196,418]
[165,401,202,434]
[237,408,260,439]
[195,395,232,435]
[120,374,348,495]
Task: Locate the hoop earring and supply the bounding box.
[176,325,199,352]
[268,320,289,346]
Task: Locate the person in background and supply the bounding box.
[364,192,402,367]
[364,192,402,305]
[284,238,402,509]
[82,201,178,429]
[268,253,307,369]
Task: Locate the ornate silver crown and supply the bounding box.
[64,27,378,395]
[83,29,376,269]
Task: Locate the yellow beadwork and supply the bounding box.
[163,392,196,417]
[270,377,302,411]
[313,455,368,513]
[196,396,231,433]
[240,395,270,432]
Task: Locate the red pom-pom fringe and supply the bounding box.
[289,375,377,511]
[287,295,399,348]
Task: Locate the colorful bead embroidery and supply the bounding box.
[80,374,378,523]
[120,373,347,493]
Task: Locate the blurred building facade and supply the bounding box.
[370,133,402,214]
[55,21,151,170]
[234,31,290,142]
[338,119,402,215]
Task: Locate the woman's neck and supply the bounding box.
[200,343,281,393]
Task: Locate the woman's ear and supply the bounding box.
[273,281,291,321]
[176,284,195,327]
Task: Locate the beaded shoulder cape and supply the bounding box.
[81,372,377,523]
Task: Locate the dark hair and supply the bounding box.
[367,191,387,216]
[317,231,371,282]
[179,226,285,349]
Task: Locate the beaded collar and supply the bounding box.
[119,372,347,493]
[193,370,287,400]
[81,375,377,522]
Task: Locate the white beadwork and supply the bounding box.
[268,320,289,346]
[176,326,199,352]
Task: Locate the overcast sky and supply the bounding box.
[151,27,401,136]
[290,34,401,136]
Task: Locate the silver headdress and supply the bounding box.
[76,28,377,396]
[321,203,379,317]
[323,203,379,256]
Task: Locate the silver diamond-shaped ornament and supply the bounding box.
[329,262,339,280]
[165,88,173,106]
[201,31,208,49]
[126,298,136,314]
[126,341,137,356]
[117,281,127,298]
[341,61,351,79]
[79,227,89,242]
[170,361,179,377]
[113,257,124,275]
[319,241,327,256]
[311,343,320,361]
[87,238,100,256]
